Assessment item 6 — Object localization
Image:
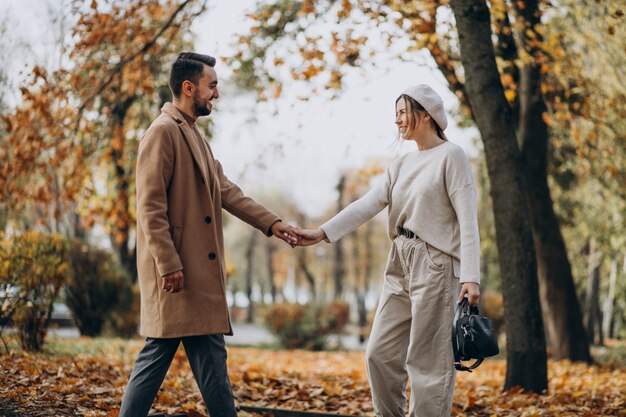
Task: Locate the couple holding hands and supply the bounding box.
[119,52,480,417]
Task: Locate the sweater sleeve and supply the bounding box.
[449,185,480,284]
[446,147,481,284]
[321,170,391,242]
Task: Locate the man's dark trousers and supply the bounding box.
[119,334,237,417]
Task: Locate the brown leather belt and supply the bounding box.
[398,226,417,239]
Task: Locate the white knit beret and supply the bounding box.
[402,85,448,131]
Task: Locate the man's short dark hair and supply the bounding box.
[169,52,216,97]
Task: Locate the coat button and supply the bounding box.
[204,216,212,224]
[208,252,216,260]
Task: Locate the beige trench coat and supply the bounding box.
[135,103,281,338]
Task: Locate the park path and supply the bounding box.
[47,322,367,351]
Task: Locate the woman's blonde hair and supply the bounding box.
[396,94,447,141]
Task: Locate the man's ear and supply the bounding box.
[182,80,194,97]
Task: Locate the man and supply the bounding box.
[119,52,299,417]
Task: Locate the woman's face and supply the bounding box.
[396,98,423,140]
[396,97,431,141]
[395,98,410,139]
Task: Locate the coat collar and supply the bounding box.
[161,102,188,124]
[161,102,211,188]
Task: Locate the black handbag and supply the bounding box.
[452,297,499,372]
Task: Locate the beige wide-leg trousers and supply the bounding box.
[366,235,461,417]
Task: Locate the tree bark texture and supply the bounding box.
[449,0,547,392]
[514,0,591,363]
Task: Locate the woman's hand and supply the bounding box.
[294,227,328,246]
[457,282,480,306]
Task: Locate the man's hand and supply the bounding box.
[457,282,480,306]
[271,221,300,247]
[294,227,328,247]
[162,270,184,293]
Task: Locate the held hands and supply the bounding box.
[270,222,328,248]
[271,221,302,248]
[293,227,328,247]
[457,282,480,307]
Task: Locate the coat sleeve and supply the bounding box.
[216,160,281,236]
[136,123,183,276]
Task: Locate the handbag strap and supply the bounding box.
[454,358,483,372]
[456,297,480,318]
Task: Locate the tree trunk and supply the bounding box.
[333,176,346,299]
[244,231,257,323]
[110,97,137,281]
[297,250,317,301]
[351,227,365,342]
[73,210,86,241]
[109,185,137,280]
[602,258,618,339]
[449,0,547,393]
[0,204,7,232]
[358,222,374,343]
[585,238,603,345]
[266,241,278,303]
[514,0,591,363]
[117,233,137,280]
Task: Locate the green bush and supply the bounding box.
[263,301,350,350]
[0,231,70,351]
[0,234,18,346]
[65,241,133,337]
[322,300,350,333]
[106,283,140,338]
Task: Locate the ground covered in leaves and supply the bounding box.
[1,336,625,416]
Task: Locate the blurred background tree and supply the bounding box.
[0,0,206,277]
[543,0,626,346]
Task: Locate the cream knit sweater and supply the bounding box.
[321,141,480,284]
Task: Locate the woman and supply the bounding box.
[296,85,480,417]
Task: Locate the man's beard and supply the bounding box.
[193,92,211,117]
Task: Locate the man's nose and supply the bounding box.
[213,88,220,99]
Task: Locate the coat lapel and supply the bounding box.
[161,103,210,188]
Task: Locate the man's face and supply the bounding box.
[192,65,219,117]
